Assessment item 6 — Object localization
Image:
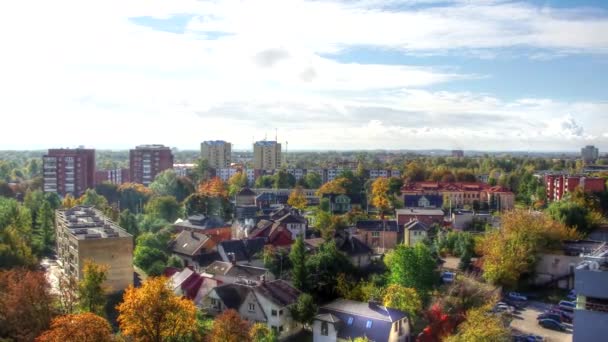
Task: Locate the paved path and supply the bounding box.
[510,301,572,342]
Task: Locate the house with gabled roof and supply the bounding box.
[403,220,429,246]
[313,299,410,342]
[205,279,302,339]
[202,260,274,284]
[169,230,219,271]
[355,220,401,253]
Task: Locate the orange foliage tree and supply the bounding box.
[209,309,250,342]
[36,312,113,342]
[287,186,308,210]
[371,177,390,219]
[117,277,198,342]
[316,177,349,196]
[0,269,54,341]
[199,177,228,198]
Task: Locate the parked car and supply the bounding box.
[537,313,562,322]
[493,303,515,314]
[441,271,455,284]
[546,307,574,323]
[507,292,528,301]
[513,334,544,342]
[566,290,576,301]
[502,298,526,310]
[558,300,576,312]
[538,318,567,332]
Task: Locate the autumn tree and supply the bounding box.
[249,323,278,342]
[36,313,113,342]
[62,194,79,209]
[118,183,153,213]
[444,304,510,342]
[209,309,250,342]
[478,210,580,287]
[289,235,308,291]
[382,285,422,322]
[199,177,228,198]
[316,177,348,196]
[78,260,108,315]
[57,272,79,315]
[227,172,249,197]
[0,269,54,341]
[287,186,308,210]
[371,177,390,219]
[117,277,198,342]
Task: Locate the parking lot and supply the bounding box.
[510,301,572,342]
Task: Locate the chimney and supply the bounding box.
[368,300,379,310]
[228,252,236,265]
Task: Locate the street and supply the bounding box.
[510,301,572,342]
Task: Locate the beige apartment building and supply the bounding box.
[201,140,232,169]
[56,206,133,292]
[253,141,281,170]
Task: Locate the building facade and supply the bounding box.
[129,144,174,186]
[201,140,232,169]
[253,141,282,170]
[581,145,599,164]
[95,168,129,185]
[545,174,606,202]
[43,148,96,197]
[401,182,515,211]
[55,206,133,292]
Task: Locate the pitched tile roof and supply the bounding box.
[403,220,429,232]
[254,279,301,307]
[218,238,266,262]
[395,208,444,216]
[356,220,399,232]
[214,283,251,309]
[170,231,211,256]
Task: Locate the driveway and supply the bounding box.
[510,301,572,342]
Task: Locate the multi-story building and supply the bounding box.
[43,148,96,197]
[129,145,173,186]
[286,168,306,181]
[573,243,608,341]
[253,141,281,170]
[581,145,599,164]
[55,206,133,292]
[95,168,129,185]
[173,163,195,177]
[545,174,606,202]
[201,140,232,169]
[368,169,401,180]
[401,182,515,211]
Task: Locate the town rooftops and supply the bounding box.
[237,188,257,196]
[214,279,300,310]
[203,140,229,145]
[403,220,429,231]
[217,238,266,263]
[203,261,268,279]
[135,144,170,150]
[356,220,399,232]
[170,230,211,256]
[56,206,131,240]
[174,215,227,230]
[396,208,445,216]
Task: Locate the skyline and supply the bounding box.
[1,0,607,151]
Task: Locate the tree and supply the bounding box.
[249,323,278,342]
[287,186,308,210]
[62,194,79,209]
[118,183,153,213]
[34,200,55,255]
[478,210,580,287]
[304,172,322,189]
[547,200,601,235]
[119,209,139,237]
[382,285,422,321]
[273,170,293,189]
[199,177,228,198]
[444,304,510,342]
[254,175,274,188]
[78,260,108,315]
[228,172,249,197]
[385,243,437,295]
[371,177,390,219]
[117,277,198,342]
[78,189,109,210]
[191,158,210,185]
[0,269,54,341]
[149,169,178,197]
[95,182,119,204]
[316,177,348,196]
[0,197,36,268]
[37,313,113,342]
[209,309,250,342]
[144,195,182,223]
[134,245,168,276]
[57,272,79,315]
[290,294,317,328]
[306,241,353,299]
[0,181,14,198]
[289,235,308,291]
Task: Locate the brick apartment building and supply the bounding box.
[129,145,174,186]
[43,148,96,197]
[95,168,130,185]
[545,174,606,202]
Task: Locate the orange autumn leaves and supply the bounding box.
[199,177,228,198]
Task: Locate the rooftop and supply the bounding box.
[56,206,131,240]
[134,144,170,150]
[356,220,399,232]
[203,140,230,145]
[254,140,279,146]
[396,208,445,216]
[321,299,407,323]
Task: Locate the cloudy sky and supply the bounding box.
[1,0,607,151]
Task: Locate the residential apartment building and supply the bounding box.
[545,174,606,202]
[55,206,133,292]
[129,144,173,186]
[43,148,96,197]
[201,140,232,169]
[368,169,401,180]
[253,141,281,170]
[401,182,515,211]
[573,244,608,341]
[173,163,194,177]
[95,168,129,185]
[581,145,599,164]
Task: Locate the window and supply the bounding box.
[371,231,380,238]
[248,303,255,312]
[279,326,284,333]
[271,309,278,316]
[321,322,329,336]
[347,317,354,325]
[279,309,283,316]
[366,320,373,329]
[211,298,220,309]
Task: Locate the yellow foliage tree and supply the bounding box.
[228,172,248,197]
[287,186,308,210]
[371,177,390,219]
[382,284,422,322]
[444,304,510,342]
[117,277,197,342]
[316,177,349,196]
[36,312,113,342]
[61,194,79,209]
[478,210,580,287]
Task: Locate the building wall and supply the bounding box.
[397,214,443,227]
[129,145,173,186]
[201,141,232,169]
[357,230,399,252]
[255,291,301,340]
[534,253,580,288]
[573,308,608,342]
[253,141,282,170]
[312,320,339,342]
[78,236,134,292]
[43,148,96,197]
[405,230,427,246]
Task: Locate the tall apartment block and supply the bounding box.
[253,141,281,170]
[581,145,599,164]
[56,206,133,292]
[129,144,174,186]
[573,244,608,341]
[201,140,232,169]
[43,148,96,197]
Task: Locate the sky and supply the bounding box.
[0,0,607,152]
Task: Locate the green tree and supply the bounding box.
[255,175,274,188]
[249,322,278,342]
[547,200,601,235]
[78,260,108,315]
[144,195,182,223]
[0,197,35,268]
[304,172,322,189]
[273,170,292,189]
[119,209,139,237]
[306,241,353,299]
[385,243,437,295]
[78,189,109,210]
[228,172,249,198]
[290,293,318,328]
[289,235,308,291]
[134,246,168,275]
[34,200,55,255]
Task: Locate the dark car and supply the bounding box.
[513,335,544,342]
[538,318,567,332]
[537,313,562,322]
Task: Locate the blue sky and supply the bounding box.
[0,0,607,151]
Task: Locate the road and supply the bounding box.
[510,301,572,342]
